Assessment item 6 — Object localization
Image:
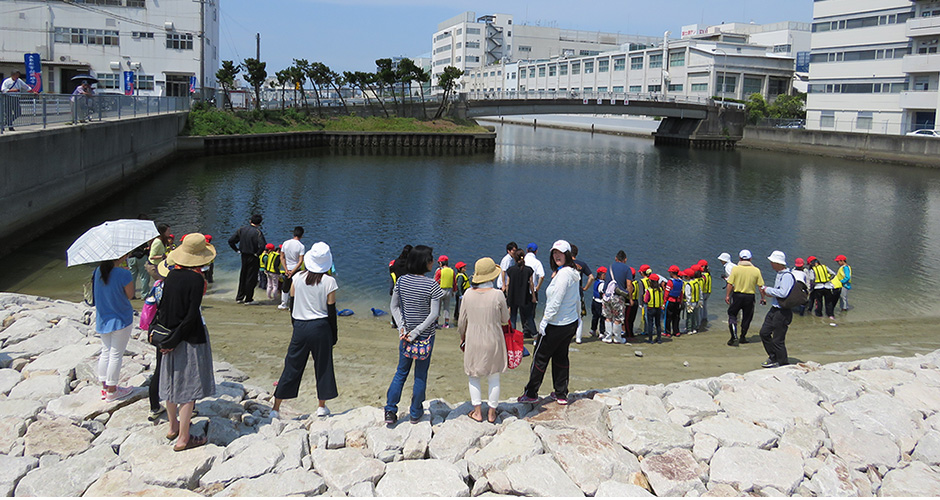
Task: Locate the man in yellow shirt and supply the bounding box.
[724,250,765,347]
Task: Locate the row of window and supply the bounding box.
[54,28,193,49]
[808,82,908,93]
[812,11,914,32]
[74,0,145,6]
[810,47,910,63]
[515,52,686,79]
[819,111,874,130]
[96,73,154,90]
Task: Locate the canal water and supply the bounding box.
[3,123,940,321]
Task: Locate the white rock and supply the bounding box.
[325,406,385,435]
[46,385,147,421]
[272,428,310,473]
[14,444,121,496]
[0,316,51,346]
[0,368,23,395]
[692,433,719,462]
[84,469,201,497]
[833,392,924,452]
[610,410,693,456]
[0,454,38,496]
[22,343,101,377]
[309,447,385,493]
[778,423,824,459]
[640,447,707,497]
[878,461,940,496]
[525,398,610,437]
[401,420,432,460]
[793,368,863,404]
[809,453,859,497]
[893,381,940,417]
[217,468,327,496]
[327,428,346,449]
[702,483,740,497]
[375,459,469,497]
[708,446,804,494]
[0,397,43,419]
[505,454,584,497]
[691,414,778,449]
[365,421,409,456]
[348,480,377,496]
[119,425,223,489]
[428,417,496,463]
[664,384,720,421]
[537,426,642,495]
[23,417,94,458]
[714,376,826,435]
[7,373,70,401]
[594,480,654,497]
[616,390,670,421]
[466,420,542,478]
[914,430,940,466]
[847,368,914,394]
[200,439,284,486]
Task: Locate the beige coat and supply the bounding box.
[458,287,510,377]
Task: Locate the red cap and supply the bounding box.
[808,256,818,263]
[438,255,449,263]
[698,259,708,267]
[168,233,175,239]
[794,257,805,267]
[204,234,212,242]
[648,273,660,282]
[456,261,466,269]
[691,264,702,272]
[389,260,395,266]
[668,265,680,273]
[684,268,694,276]
[639,264,651,273]
[265,243,275,250]
[596,266,607,274]
[834,255,847,261]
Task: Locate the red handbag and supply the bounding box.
[502,323,524,369]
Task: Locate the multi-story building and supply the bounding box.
[806,0,940,134]
[0,0,219,97]
[431,11,661,88]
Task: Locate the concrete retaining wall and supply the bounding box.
[0,113,187,255]
[740,127,940,168]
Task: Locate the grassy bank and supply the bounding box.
[184,108,487,136]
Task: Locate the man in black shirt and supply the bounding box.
[228,214,266,304]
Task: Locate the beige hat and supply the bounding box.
[156,255,175,278]
[304,242,333,273]
[471,257,501,284]
[167,232,216,268]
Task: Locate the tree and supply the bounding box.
[375,58,399,115]
[327,69,349,115]
[745,93,768,125]
[396,58,418,117]
[291,59,310,110]
[411,65,431,119]
[241,57,267,111]
[434,66,464,119]
[346,70,387,118]
[274,69,291,109]
[215,60,240,110]
[768,92,806,120]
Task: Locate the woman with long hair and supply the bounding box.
[271,242,339,418]
[94,255,136,401]
[384,245,443,425]
[518,240,581,406]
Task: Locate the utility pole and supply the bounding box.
[256,33,260,61]
[199,0,205,101]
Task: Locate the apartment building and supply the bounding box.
[806,0,940,134]
[0,0,219,97]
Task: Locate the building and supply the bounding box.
[806,0,939,135]
[466,35,795,104]
[431,11,661,88]
[0,0,219,97]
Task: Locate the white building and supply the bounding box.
[806,0,939,135]
[466,36,795,103]
[0,0,219,97]
[431,12,661,88]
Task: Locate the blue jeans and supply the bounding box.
[385,337,433,419]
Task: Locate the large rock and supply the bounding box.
[272,428,310,473]
[793,368,863,404]
[778,423,825,459]
[365,421,410,457]
[428,417,496,462]
[401,421,432,460]
[14,444,122,496]
[609,409,693,456]
[640,448,707,497]
[7,373,70,401]
[594,480,654,497]
[309,447,385,493]
[466,420,542,478]
[46,385,147,421]
[808,454,860,497]
[878,461,940,496]
[375,459,470,497]
[893,381,940,417]
[616,390,670,421]
[200,438,284,486]
[714,375,826,434]
[847,368,915,394]
[690,414,778,449]
[120,425,223,489]
[322,406,385,435]
[0,368,23,395]
[526,398,610,436]
[0,397,43,419]
[3,326,85,363]
[537,426,642,495]
[0,316,51,346]
[663,384,720,421]
[0,416,27,453]
[84,470,201,497]
[708,446,804,494]
[913,429,940,465]
[833,393,925,452]
[23,417,94,458]
[217,468,327,497]
[824,413,900,470]
[505,454,584,497]
[22,343,100,377]
[0,455,38,496]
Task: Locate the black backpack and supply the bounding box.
[778,272,809,309]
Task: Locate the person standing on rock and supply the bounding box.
[758,251,796,368]
[94,254,136,401]
[156,233,216,452]
[458,257,510,424]
[271,242,338,419]
[724,250,765,347]
[228,214,266,305]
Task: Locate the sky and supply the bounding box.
[219,0,814,74]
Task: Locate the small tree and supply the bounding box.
[745,93,768,125]
[434,66,464,119]
[215,60,240,110]
[275,69,291,109]
[412,65,431,119]
[327,69,349,115]
[396,58,418,117]
[241,57,267,111]
[768,92,806,120]
[375,58,399,115]
[291,59,310,110]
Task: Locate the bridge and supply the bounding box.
[456,91,746,149]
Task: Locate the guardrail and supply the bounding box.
[0,93,190,134]
[464,90,742,108]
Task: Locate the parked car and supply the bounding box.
[775,120,805,129]
[906,129,940,138]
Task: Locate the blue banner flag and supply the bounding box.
[189,76,197,94]
[124,71,135,96]
[24,53,42,93]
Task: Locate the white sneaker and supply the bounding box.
[316,406,330,417]
[105,386,133,402]
[269,410,280,420]
[602,337,613,344]
[277,304,289,310]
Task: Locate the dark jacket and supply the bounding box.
[228,224,266,256]
[156,268,207,349]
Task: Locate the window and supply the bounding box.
[669,52,685,67]
[132,31,154,39]
[126,0,145,6]
[518,45,532,52]
[768,78,788,95]
[528,68,535,78]
[667,83,683,92]
[717,75,736,93]
[466,55,479,62]
[466,28,481,35]
[584,61,594,74]
[166,33,193,50]
[647,84,662,92]
[136,74,154,90]
[856,111,873,130]
[579,50,600,56]
[559,64,568,76]
[55,27,118,45]
[572,62,581,75]
[914,75,930,91]
[649,54,663,69]
[466,41,480,49]
[434,33,450,42]
[538,66,546,77]
[549,65,557,76]
[612,85,624,92]
[629,85,642,92]
[773,44,792,53]
[691,83,708,92]
[456,28,462,35]
[630,57,643,70]
[613,57,625,71]
[583,87,592,92]
[597,86,608,92]
[743,77,763,96]
[598,59,609,72]
[98,73,120,89]
[820,111,835,128]
[456,42,462,49]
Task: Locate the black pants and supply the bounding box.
[454,294,462,323]
[591,300,606,335]
[236,253,260,302]
[759,307,792,365]
[521,291,539,337]
[523,320,577,398]
[812,288,834,317]
[665,301,682,335]
[149,348,162,411]
[728,292,756,336]
[625,302,637,337]
[274,318,338,401]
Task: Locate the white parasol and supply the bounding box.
[67,219,158,267]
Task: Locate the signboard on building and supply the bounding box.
[681,24,706,39]
[24,53,42,93]
[189,76,197,94]
[124,71,135,95]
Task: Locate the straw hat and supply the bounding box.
[471,257,501,284]
[304,242,333,273]
[167,232,216,268]
[157,255,175,278]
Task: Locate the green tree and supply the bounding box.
[396,58,419,117]
[375,58,399,115]
[411,65,431,119]
[291,59,310,110]
[327,69,349,115]
[434,66,464,119]
[241,57,267,111]
[745,93,768,125]
[768,92,806,119]
[215,60,240,110]
[274,69,291,109]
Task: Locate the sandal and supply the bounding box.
[173,435,208,452]
[166,430,179,441]
[467,410,484,423]
[487,411,497,424]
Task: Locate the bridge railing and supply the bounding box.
[464,90,745,109]
[0,93,190,133]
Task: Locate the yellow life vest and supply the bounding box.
[813,264,832,285]
[702,273,712,294]
[647,286,664,308]
[689,278,702,302]
[263,251,280,273]
[456,272,470,292]
[439,266,455,290]
[636,277,650,301]
[391,271,398,284]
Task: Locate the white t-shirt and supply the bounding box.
[281,238,305,272]
[496,252,514,289]
[1,78,30,93]
[291,273,338,320]
[524,252,545,289]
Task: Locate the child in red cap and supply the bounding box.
[260,243,281,300]
[453,262,469,323]
[644,274,665,343]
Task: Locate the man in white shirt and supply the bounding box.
[279,226,306,310]
[497,241,517,291]
[1,71,32,131]
[520,243,545,338]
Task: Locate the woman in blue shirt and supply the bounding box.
[93,256,136,401]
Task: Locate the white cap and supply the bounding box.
[303,242,333,273]
[717,252,731,262]
[550,239,571,254]
[739,249,752,260]
[768,250,786,265]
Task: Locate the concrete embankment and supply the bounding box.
[476,115,659,139]
[2,291,940,497]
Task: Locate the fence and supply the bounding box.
[0,93,190,133]
[463,90,742,108]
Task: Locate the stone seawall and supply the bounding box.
[178,131,497,156]
[1,291,939,497]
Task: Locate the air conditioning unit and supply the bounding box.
[59,55,72,62]
[164,21,174,31]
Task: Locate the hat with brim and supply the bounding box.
[167,232,216,268]
[471,257,501,284]
[157,255,175,278]
[768,250,787,266]
[304,242,333,273]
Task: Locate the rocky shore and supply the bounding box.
[1,292,940,497]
